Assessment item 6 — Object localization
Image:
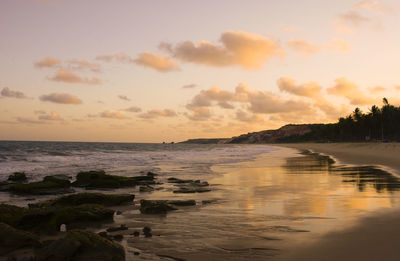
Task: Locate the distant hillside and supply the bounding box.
[180,138,229,144]
[180,98,400,144]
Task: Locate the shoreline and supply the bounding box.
[275,142,400,177]
[274,142,400,261]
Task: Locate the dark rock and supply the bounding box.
[139,200,177,214]
[167,200,196,206]
[72,170,156,189]
[0,204,28,227]
[112,234,123,241]
[147,171,158,177]
[36,230,125,261]
[8,172,27,182]
[173,186,211,194]
[143,226,152,238]
[132,231,140,237]
[167,178,194,184]
[8,176,73,195]
[139,185,154,192]
[0,222,41,255]
[134,251,140,255]
[116,210,122,215]
[106,224,128,232]
[29,193,134,208]
[98,232,111,240]
[21,204,115,234]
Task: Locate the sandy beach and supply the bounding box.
[275,142,400,261]
[276,142,400,176]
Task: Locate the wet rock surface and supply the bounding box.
[139,200,177,214]
[72,170,156,189]
[29,193,134,208]
[36,230,125,261]
[0,222,41,255]
[8,172,27,182]
[8,176,73,195]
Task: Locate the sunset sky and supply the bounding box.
[1,0,400,142]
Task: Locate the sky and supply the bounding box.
[1,0,400,142]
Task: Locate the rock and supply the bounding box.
[167,177,194,184]
[60,224,67,232]
[72,170,156,189]
[167,200,196,206]
[116,210,122,215]
[142,226,152,238]
[36,230,125,261]
[8,176,73,195]
[19,205,114,234]
[173,186,211,194]
[132,231,140,237]
[8,172,27,182]
[0,222,41,255]
[139,200,177,214]
[106,224,128,232]
[134,251,140,255]
[0,204,28,227]
[112,234,123,241]
[146,171,158,177]
[29,193,134,208]
[139,185,154,192]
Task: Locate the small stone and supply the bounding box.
[113,234,123,241]
[132,231,140,237]
[134,252,140,256]
[116,210,122,215]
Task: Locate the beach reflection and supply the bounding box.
[122,147,400,260]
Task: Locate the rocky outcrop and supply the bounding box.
[0,222,41,255]
[36,230,125,261]
[8,176,73,195]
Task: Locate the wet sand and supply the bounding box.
[276,142,400,176]
[276,142,400,261]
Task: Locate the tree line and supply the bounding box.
[278,98,400,142]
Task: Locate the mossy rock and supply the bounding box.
[19,204,115,234]
[9,176,72,195]
[73,170,155,189]
[0,204,28,227]
[139,200,177,214]
[8,172,27,182]
[29,193,135,208]
[36,230,125,261]
[0,222,41,255]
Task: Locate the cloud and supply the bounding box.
[100,110,130,119]
[354,0,389,13]
[235,110,264,123]
[1,87,27,99]
[138,109,177,119]
[324,39,352,52]
[327,77,375,105]
[217,101,235,109]
[185,106,212,121]
[187,86,234,108]
[278,77,322,98]
[34,56,61,68]
[34,110,46,114]
[287,40,320,56]
[96,53,133,63]
[124,106,142,113]
[247,91,310,114]
[182,84,197,89]
[133,51,179,72]
[369,86,386,94]
[339,11,371,27]
[50,69,101,85]
[118,95,131,101]
[160,30,284,70]
[395,86,400,91]
[16,117,44,124]
[38,111,64,121]
[40,93,83,104]
[67,59,101,72]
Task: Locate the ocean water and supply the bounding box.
[0,141,276,181]
[2,141,400,260]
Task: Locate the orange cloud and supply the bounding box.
[50,69,101,85]
[67,59,101,72]
[118,95,130,101]
[124,106,142,113]
[182,84,197,89]
[277,77,322,98]
[369,86,386,94]
[35,56,61,68]
[287,40,320,55]
[40,93,83,104]
[185,106,212,121]
[160,30,284,70]
[100,110,130,119]
[1,87,27,99]
[235,110,264,123]
[16,117,44,124]
[96,53,133,63]
[327,77,375,105]
[38,111,64,121]
[138,109,177,119]
[134,51,179,72]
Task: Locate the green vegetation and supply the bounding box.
[8,172,27,182]
[278,98,400,142]
[9,176,72,195]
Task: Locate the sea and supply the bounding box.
[1,141,400,260]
